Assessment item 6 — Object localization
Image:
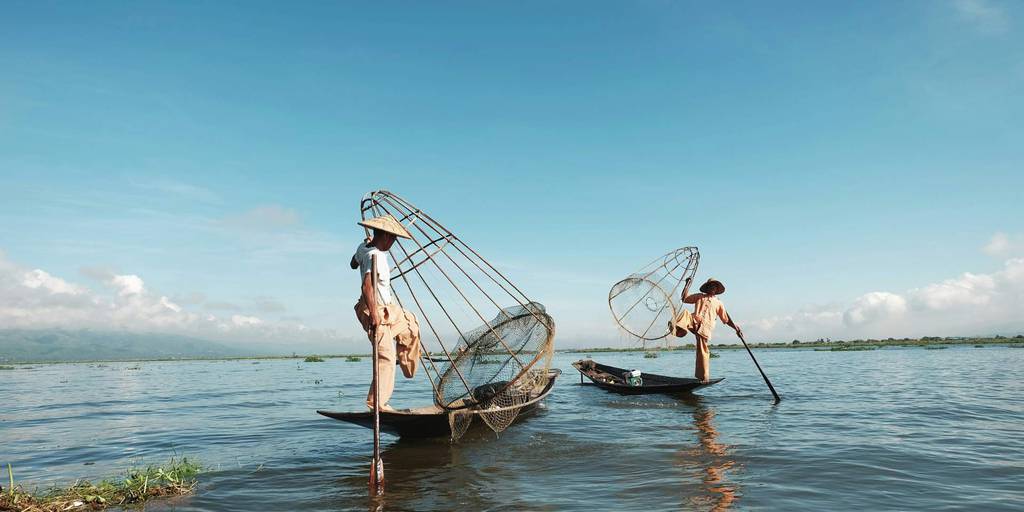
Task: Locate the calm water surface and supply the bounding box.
[3,346,1023,511]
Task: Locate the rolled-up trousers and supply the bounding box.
[354,300,421,409]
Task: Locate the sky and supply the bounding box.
[1,1,1022,352]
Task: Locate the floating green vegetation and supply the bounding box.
[0,366,15,370]
[1,458,201,512]
[827,345,878,352]
[643,352,658,359]
[344,356,361,362]
[924,346,949,350]
[303,356,325,362]
[709,352,720,359]
[974,345,985,348]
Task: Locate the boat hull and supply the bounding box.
[317,368,560,438]
[572,359,722,395]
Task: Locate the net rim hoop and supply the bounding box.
[608,275,677,341]
[436,309,555,411]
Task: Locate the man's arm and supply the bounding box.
[362,268,379,329]
[718,303,742,336]
[683,292,704,304]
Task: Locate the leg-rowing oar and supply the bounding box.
[369,258,385,496]
[369,325,385,495]
[736,332,781,403]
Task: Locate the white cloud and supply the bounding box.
[111,274,145,297]
[1004,257,1024,283]
[160,296,182,313]
[0,250,345,347]
[984,232,1010,255]
[843,292,907,326]
[748,255,1024,341]
[231,314,263,327]
[750,308,843,335]
[953,0,1010,34]
[983,232,1024,257]
[22,269,84,295]
[909,272,996,310]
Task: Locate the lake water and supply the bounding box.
[3,346,1023,511]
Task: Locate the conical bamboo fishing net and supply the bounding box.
[608,247,700,344]
[360,190,556,440]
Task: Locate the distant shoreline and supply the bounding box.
[2,335,1023,365]
[571,335,1024,354]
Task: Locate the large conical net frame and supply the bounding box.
[608,247,700,343]
[360,190,556,439]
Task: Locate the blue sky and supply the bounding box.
[1,1,1022,351]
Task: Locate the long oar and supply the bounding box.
[736,331,781,403]
[369,259,385,496]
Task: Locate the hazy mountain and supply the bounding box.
[0,329,272,362]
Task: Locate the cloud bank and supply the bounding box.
[748,234,1024,341]
[0,249,346,350]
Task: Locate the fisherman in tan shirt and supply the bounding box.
[671,278,742,382]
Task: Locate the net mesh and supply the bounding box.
[361,190,556,441]
[608,247,700,343]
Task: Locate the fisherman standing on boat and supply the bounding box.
[671,278,742,382]
[351,215,422,411]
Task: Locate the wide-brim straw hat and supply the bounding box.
[699,278,725,295]
[357,214,412,239]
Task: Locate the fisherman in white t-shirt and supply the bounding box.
[350,214,422,411]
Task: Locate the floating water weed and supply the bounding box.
[304,355,325,362]
[345,356,361,362]
[0,457,201,511]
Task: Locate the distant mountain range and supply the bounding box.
[0,329,268,362]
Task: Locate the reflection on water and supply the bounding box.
[674,394,738,511]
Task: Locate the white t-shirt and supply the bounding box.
[353,242,392,305]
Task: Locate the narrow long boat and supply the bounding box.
[572,359,721,395]
[317,369,560,438]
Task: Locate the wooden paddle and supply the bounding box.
[736,330,781,403]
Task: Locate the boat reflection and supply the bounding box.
[673,394,739,511]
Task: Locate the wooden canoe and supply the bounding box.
[572,359,722,395]
[317,368,560,438]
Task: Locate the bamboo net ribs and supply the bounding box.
[608,247,700,344]
[360,190,555,439]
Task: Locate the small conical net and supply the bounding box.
[608,247,700,343]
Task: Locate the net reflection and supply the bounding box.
[673,394,739,511]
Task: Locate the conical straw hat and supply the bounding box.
[699,278,725,295]
[358,214,412,239]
